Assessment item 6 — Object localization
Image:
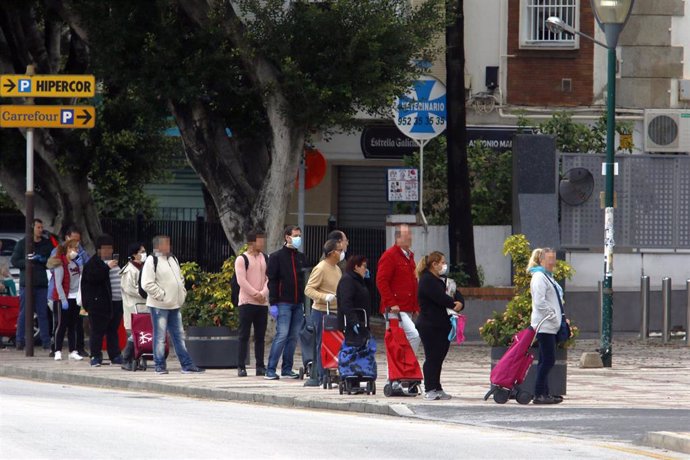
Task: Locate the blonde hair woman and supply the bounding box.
[415,252,463,401]
[528,248,564,405]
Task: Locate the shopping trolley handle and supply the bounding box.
[534,313,556,333]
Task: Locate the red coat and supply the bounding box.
[376,245,418,314]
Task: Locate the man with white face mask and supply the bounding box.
[327,230,349,269]
[265,225,307,380]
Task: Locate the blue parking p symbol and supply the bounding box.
[61,109,74,125]
[18,79,31,93]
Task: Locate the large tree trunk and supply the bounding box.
[0,1,102,250]
[446,0,480,286]
[172,0,306,252]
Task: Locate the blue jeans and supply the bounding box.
[535,332,557,397]
[17,287,50,347]
[149,307,194,370]
[267,303,302,375]
[311,310,326,382]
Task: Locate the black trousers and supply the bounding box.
[418,324,451,392]
[237,304,268,369]
[54,299,80,353]
[89,300,123,360]
[535,332,557,397]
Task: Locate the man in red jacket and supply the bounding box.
[376,224,420,352]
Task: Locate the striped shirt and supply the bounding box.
[110,266,122,301]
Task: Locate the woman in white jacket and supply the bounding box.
[119,242,147,371]
[528,248,564,405]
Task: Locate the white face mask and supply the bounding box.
[339,251,346,262]
[439,264,448,275]
[68,251,78,260]
[139,252,147,261]
[290,236,302,250]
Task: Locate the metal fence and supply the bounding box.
[560,153,690,249]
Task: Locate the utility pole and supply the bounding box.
[446,0,479,286]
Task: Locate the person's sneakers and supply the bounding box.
[69,351,84,361]
[533,395,561,405]
[237,368,248,377]
[111,356,124,365]
[424,390,441,401]
[90,357,102,367]
[264,371,280,380]
[438,390,452,400]
[54,351,62,361]
[181,366,205,374]
[256,367,266,377]
[155,367,169,375]
[552,395,564,402]
[281,371,299,379]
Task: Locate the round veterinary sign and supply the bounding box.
[393,75,447,141]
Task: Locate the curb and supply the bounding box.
[642,432,690,456]
[0,365,403,419]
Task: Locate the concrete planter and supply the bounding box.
[490,346,568,396]
[186,326,247,369]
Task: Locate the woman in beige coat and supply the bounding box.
[119,242,147,371]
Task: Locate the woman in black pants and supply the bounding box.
[416,252,463,401]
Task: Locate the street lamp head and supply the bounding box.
[591,0,635,25]
[591,0,635,48]
[545,16,566,34]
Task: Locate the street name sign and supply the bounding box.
[1,75,95,98]
[0,105,95,129]
[393,75,447,141]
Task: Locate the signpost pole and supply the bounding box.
[298,152,305,237]
[417,139,429,257]
[24,64,35,357]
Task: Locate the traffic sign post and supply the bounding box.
[392,75,447,253]
[1,75,95,98]
[0,105,95,129]
[0,68,95,357]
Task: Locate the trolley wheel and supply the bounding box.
[384,383,393,397]
[339,382,344,395]
[408,383,419,396]
[141,359,147,371]
[372,381,376,395]
[516,390,533,405]
[299,367,305,380]
[493,388,510,404]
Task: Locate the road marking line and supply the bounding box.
[599,443,677,459]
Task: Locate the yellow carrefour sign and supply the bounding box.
[0,105,95,129]
[1,75,95,98]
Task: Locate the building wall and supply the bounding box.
[506,0,595,106]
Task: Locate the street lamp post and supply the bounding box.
[547,0,634,367]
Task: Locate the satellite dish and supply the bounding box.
[559,168,594,206]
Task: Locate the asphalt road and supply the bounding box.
[409,404,690,445]
[1,378,680,459]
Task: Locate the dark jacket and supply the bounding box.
[81,255,113,318]
[416,271,455,331]
[336,270,371,333]
[11,236,54,288]
[267,246,306,305]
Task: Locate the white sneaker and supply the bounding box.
[54,351,62,361]
[69,351,84,361]
[438,390,452,400]
[424,390,441,401]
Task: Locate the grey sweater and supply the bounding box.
[529,271,563,335]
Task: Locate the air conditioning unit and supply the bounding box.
[644,109,690,153]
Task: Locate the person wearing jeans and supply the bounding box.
[235,230,270,377]
[141,235,204,374]
[11,219,53,351]
[376,224,421,353]
[266,226,306,380]
[528,248,564,405]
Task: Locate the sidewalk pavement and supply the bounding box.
[1,337,689,454]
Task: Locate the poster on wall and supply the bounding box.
[387,168,419,202]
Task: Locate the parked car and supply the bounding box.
[0,232,23,294]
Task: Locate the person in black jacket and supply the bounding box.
[336,255,371,345]
[415,251,463,401]
[265,225,307,380]
[81,234,122,367]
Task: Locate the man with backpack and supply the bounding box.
[233,230,269,377]
[140,235,204,375]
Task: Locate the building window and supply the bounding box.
[520,0,580,49]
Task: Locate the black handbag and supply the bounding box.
[546,276,571,343]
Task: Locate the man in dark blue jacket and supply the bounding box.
[265,225,306,380]
[11,219,54,351]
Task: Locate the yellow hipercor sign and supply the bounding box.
[0,105,95,129]
[0,75,95,98]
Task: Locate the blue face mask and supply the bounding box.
[290,236,302,250]
[364,269,370,279]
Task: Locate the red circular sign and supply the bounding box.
[296,147,327,190]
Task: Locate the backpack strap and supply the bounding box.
[241,253,249,270]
